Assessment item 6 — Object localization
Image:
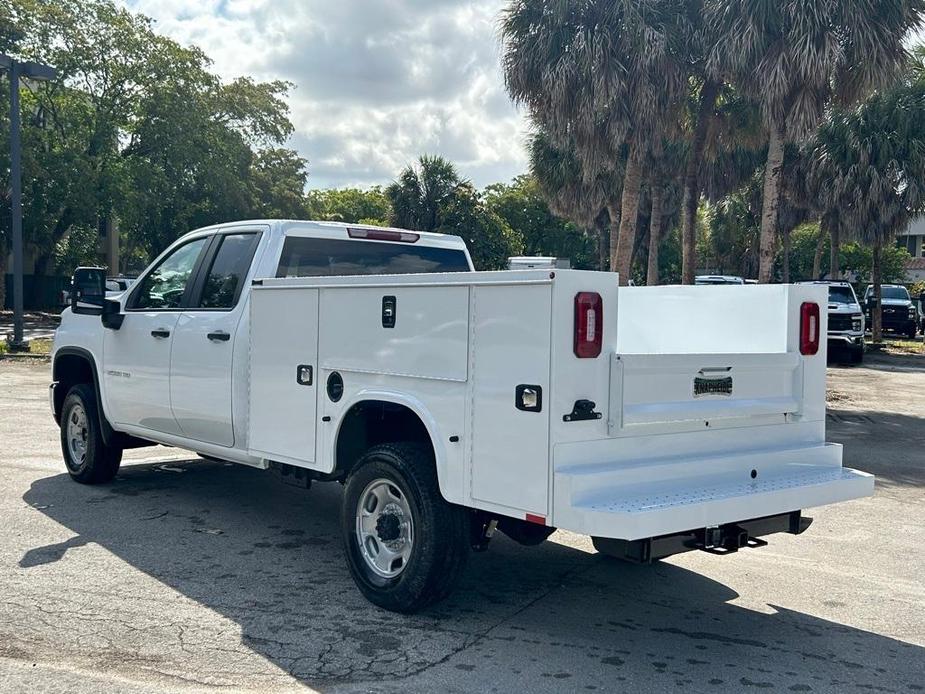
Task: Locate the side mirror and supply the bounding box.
[866,297,878,311]
[101,298,125,330]
[70,267,106,315]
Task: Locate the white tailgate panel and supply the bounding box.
[248,288,319,464]
[320,286,469,382]
[471,284,551,516]
[611,351,802,430]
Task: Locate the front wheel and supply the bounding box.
[341,443,469,613]
[907,323,918,340]
[60,383,122,484]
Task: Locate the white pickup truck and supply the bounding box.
[51,220,873,612]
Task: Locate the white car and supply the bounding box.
[695,274,746,285]
[51,220,873,612]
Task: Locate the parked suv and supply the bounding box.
[863,284,919,339]
[798,281,865,363]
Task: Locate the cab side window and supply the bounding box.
[198,233,260,309]
[131,237,208,310]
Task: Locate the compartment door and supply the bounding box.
[248,288,319,467]
[470,284,552,517]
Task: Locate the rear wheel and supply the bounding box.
[60,384,122,484]
[341,442,469,613]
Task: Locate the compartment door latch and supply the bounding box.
[563,399,602,422]
[382,295,397,328]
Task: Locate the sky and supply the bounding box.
[120,0,531,191]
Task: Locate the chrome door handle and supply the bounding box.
[207,331,231,342]
[150,328,171,338]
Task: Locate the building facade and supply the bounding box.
[897,218,925,282]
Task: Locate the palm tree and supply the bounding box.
[812,77,925,340]
[501,0,689,283]
[707,0,922,283]
[386,155,461,232]
[527,130,622,271]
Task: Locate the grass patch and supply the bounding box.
[0,337,52,356]
[878,339,924,355]
[28,338,53,355]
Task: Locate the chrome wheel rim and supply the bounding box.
[355,478,414,579]
[66,404,89,468]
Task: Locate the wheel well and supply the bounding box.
[334,400,433,479]
[52,350,154,450]
[53,353,95,423]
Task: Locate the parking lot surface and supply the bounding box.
[0,354,923,693]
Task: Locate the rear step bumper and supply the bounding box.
[592,511,812,564]
[554,447,874,540]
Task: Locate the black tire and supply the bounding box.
[907,323,918,340]
[341,442,469,613]
[849,346,864,364]
[60,383,123,484]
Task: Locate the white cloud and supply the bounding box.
[121,0,529,189]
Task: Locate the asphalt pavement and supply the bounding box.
[0,356,923,693]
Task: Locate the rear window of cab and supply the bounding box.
[276,236,471,278]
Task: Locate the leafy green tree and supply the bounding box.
[3,0,301,291]
[251,148,310,219]
[483,175,596,270]
[306,187,391,225]
[437,183,524,271]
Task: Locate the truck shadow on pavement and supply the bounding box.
[21,460,925,693]
[828,408,925,489]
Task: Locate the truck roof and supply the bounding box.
[182,219,469,251]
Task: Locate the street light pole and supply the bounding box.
[9,60,24,348]
[1,55,56,351]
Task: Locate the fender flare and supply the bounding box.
[52,346,117,445]
[332,388,450,492]
[53,347,151,450]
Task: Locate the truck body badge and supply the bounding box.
[694,376,733,397]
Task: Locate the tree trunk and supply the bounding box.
[647,182,663,286]
[681,80,719,285]
[781,226,792,283]
[606,203,621,273]
[758,121,785,283]
[614,141,644,285]
[871,240,883,343]
[829,225,841,280]
[0,247,6,310]
[812,228,825,280]
[597,222,608,271]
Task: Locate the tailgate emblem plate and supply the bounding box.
[694,375,733,397]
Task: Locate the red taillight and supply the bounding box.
[347,227,419,243]
[800,302,820,355]
[574,292,603,358]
